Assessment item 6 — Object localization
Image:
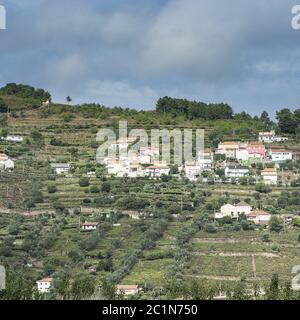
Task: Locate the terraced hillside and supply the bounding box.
[0,98,299,300]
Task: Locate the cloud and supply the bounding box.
[0,0,299,114]
[46,54,87,84]
[85,80,158,109]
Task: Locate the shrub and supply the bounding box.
[79,177,90,187]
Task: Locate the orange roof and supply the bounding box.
[248,141,265,146]
[220,141,240,145]
[248,210,271,217]
[82,222,99,226]
[116,284,138,290]
[0,153,9,161]
[261,168,277,174]
[37,277,53,283]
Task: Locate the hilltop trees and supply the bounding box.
[276,108,299,134]
[156,96,233,120]
[260,111,272,129]
[0,83,51,102]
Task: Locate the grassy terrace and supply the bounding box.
[0,104,299,299]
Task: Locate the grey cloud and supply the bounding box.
[0,0,299,113]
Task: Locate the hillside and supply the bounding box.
[0,84,299,300]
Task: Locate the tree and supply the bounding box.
[79,177,90,187]
[156,96,233,120]
[101,182,111,193]
[53,273,71,299]
[70,275,95,300]
[255,183,271,194]
[260,111,271,129]
[101,278,117,300]
[266,274,280,300]
[276,108,297,134]
[66,96,72,104]
[47,183,57,194]
[269,216,283,233]
[0,268,35,300]
[0,97,8,113]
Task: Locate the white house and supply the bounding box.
[106,161,128,177]
[116,284,140,296]
[215,204,237,219]
[184,161,202,181]
[36,277,53,293]
[246,210,271,224]
[269,149,293,162]
[125,211,141,220]
[215,202,252,219]
[81,222,99,230]
[225,165,249,178]
[273,136,288,143]
[110,137,136,150]
[261,168,278,185]
[128,163,144,178]
[145,165,170,178]
[258,131,275,143]
[236,148,249,162]
[217,141,240,158]
[235,201,253,215]
[51,163,71,174]
[0,154,14,171]
[1,135,24,142]
[198,149,214,171]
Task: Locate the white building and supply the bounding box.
[106,161,127,177]
[235,201,253,215]
[110,137,136,150]
[258,131,275,143]
[51,163,71,174]
[261,168,278,185]
[246,210,271,224]
[81,222,99,230]
[269,149,293,162]
[116,284,140,296]
[215,202,252,219]
[128,163,144,178]
[217,141,240,159]
[198,149,214,171]
[145,165,170,178]
[184,161,202,181]
[273,136,288,143]
[236,149,249,162]
[259,131,288,144]
[1,135,24,142]
[225,165,249,178]
[36,277,53,293]
[0,154,14,171]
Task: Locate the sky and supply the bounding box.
[0,0,300,116]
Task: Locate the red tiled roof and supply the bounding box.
[247,210,271,217]
[82,222,99,226]
[116,284,138,290]
[37,277,53,283]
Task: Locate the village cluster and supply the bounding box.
[97,130,296,184]
[1,131,297,187]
